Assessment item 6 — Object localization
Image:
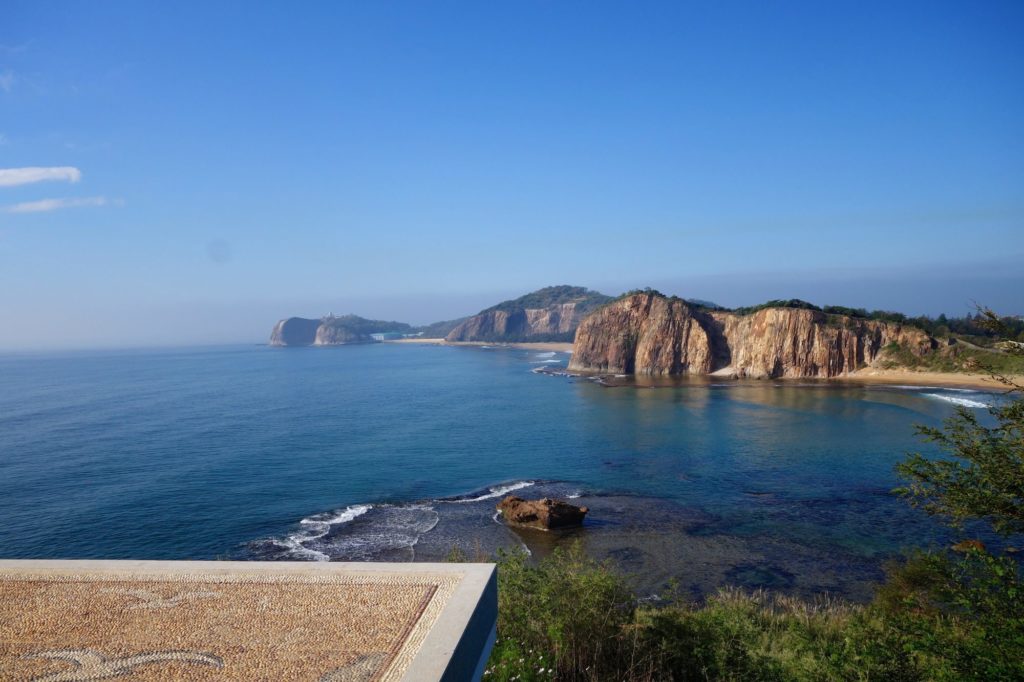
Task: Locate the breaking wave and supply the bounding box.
[446,480,535,503]
[248,480,543,562]
[923,393,991,409]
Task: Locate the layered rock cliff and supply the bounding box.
[568,292,937,378]
[446,285,611,342]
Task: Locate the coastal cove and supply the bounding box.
[0,343,1002,602]
[388,338,1015,391]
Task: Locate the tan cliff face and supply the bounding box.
[446,302,583,342]
[567,294,715,375]
[569,293,936,378]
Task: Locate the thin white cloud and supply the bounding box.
[0,166,82,187]
[0,69,14,92]
[4,196,111,214]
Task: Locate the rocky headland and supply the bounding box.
[446,285,611,343]
[269,314,412,347]
[569,292,937,378]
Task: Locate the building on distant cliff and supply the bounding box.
[370,332,405,341]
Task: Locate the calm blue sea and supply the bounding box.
[0,344,997,600]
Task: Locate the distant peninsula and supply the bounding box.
[269,285,611,347]
[270,314,418,346]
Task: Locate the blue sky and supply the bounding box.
[1,1,1022,348]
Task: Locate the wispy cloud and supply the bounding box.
[4,196,113,214]
[0,166,82,187]
[0,69,14,92]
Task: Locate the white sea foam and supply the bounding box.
[567,492,582,499]
[887,385,983,394]
[923,394,991,409]
[298,504,371,539]
[276,536,330,561]
[453,481,535,503]
[534,351,557,358]
[530,359,562,364]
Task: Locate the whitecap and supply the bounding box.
[533,351,557,358]
[274,536,330,561]
[923,393,991,409]
[886,385,984,394]
[304,505,439,561]
[298,504,371,540]
[451,481,535,503]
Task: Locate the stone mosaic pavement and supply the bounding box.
[0,563,464,681]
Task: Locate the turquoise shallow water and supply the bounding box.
[0,344,996,599]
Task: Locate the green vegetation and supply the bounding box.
[880,341,1024,375]
[484,285,612,316]
[732,298,822,316]
[614,289,1024,347]
[319,314,411,335]
[471,311,1024,680]
[412,317,469,338]
[483,546,930,681]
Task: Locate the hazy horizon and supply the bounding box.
[3,2,1022,350]
[3,259,1021,351]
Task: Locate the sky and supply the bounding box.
[1,1,1022,349]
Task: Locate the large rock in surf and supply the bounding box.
[497,496,589,530]
[569,292,937,378]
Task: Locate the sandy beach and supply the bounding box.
[389,339,1017,390]
[844,368,1020,391]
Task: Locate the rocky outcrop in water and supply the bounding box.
[446,286,611,343]
[497,496,589,530]
[569,292,937,378]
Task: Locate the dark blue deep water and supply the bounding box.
[0,344,997,600]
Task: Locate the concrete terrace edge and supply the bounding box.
[0,559,498,682]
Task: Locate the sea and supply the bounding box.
[0,343,1001,601]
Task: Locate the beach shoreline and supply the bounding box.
[842,368,1017,391]
[386,338,574,352]
[389,339,1015,390]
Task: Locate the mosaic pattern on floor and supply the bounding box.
[0,568,459,681]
